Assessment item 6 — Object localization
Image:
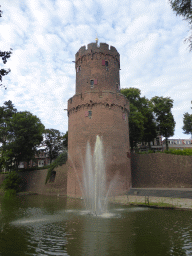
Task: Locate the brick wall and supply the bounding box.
[131,153,192,188]
[0,164,68,195]
[75,43,120,94]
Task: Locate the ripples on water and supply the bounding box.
[1,195,192,256]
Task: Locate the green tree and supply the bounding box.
[0,100,17,146]
[182,112,192,136]
[121,88,157,151]
[1,171,22,192]
[169,0,192,51]
[6,111,45,169]
[43,129,65,163]
[0,6,12,89]
[150,96,176,150]
[0,101,17,171]
[62,131,68,150]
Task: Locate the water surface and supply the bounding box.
[0,195,192,256]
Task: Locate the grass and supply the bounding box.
[129,201,175,208]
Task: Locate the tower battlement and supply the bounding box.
[75,42,120,61]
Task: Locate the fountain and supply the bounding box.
[83,135,108,215]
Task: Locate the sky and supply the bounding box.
[0,0,192,139]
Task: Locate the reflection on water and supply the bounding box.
[0,195,192,256]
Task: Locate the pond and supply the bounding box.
[0,195,192,256]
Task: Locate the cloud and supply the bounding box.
[0,0,191,139]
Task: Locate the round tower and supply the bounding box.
[67,42,131,198]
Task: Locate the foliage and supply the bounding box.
[0,6,12,89]
[62,131,68,149]
[163,148,192,155]
[43,129,66,163]
[121,88,157,151]
[137,150,156,154]
[150,96,175,150]
[0,101,17,171]
[169,0,192,51]
[6,111,45,169]
[1,171,22,192]
[45,151,67,184]
[182,112,192,135]
[4,189,17,198]
[0,102,45,171]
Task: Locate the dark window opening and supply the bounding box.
[90,80,94,88]
[79,65,81,71]
[105,61,108,66]
[88,110,92,118]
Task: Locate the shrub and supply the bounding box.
[4,189,17,198]
[1,171,22,192]
[45,152,67,184]
[163,149,192,155]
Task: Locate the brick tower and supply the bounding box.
[67,42,131,198]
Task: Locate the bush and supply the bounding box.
[45,152,67,184]
[1,171,22,192]
[163,148,192,155]
[4,189,17,198]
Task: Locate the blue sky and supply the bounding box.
[0,0,192,139]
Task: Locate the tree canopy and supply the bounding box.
[0,101,45,170]
[169,0,192,51]
[121,88,157,151]
[150,96,176,150]
[43,129,66,163]
[182,112,192,135]
[0,6,12,89]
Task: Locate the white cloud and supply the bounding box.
[0,0,191,139]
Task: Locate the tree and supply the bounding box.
[182,112,192,136]
[5,111,45,169]
[0,100,17,146]
[62,131,68,150]
[121,88,157,151]
[0,101,17,171]
[169,0,192,51]
[43,129,65,163]
[150,96,176,150]
[0,6,12,89]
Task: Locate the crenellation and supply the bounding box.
[75,42,120,62]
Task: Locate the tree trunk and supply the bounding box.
[166,137,169,151]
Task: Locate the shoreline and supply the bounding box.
[1,191,192,211]
[109,195,192,210]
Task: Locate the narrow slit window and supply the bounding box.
[105,61,108,66]
[90,80,94,85]
[88,111,92,118]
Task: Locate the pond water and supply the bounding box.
[0,195,192,256]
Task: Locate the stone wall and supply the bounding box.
[131,153,192,188]
[0,164,68,195]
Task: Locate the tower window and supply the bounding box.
[88,110,92,118]
[79,65,81,71]
[105,61,108,66]
[90,80,94,88]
